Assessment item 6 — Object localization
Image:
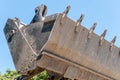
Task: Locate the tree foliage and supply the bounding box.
[30,71,49,80]
[0,69,49,80]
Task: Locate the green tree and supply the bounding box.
[0,69,20,80]
[0,69,49,80]
[30,71,49,80]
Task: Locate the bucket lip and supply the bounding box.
[4,13,61,30]
[21,13,61,28]
[44,13,61,23]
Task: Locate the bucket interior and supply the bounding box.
[25,20,55,55]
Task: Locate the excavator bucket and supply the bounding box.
[4,4,120,80]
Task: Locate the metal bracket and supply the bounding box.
[31,4,47,23]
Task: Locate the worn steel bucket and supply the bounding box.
[4,4,120,80]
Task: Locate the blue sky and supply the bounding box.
[0,0,120,74]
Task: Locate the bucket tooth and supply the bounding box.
[109,36,117,51]
[87,22,97,39]
[60,5,71,24]
[62,5,71,18]
[77,14,84,25]
[101,29,107,37]
[111,36,117,44]
[99,29,107,46]
[75,14,84,32]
